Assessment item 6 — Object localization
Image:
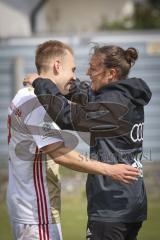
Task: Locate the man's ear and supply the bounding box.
[53,60,61,75]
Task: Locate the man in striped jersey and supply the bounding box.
[7,40,139,240]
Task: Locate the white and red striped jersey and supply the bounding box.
[7,86,63,224]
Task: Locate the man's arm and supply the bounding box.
[41,142,139,184]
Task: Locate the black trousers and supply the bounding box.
[86,221,142,240]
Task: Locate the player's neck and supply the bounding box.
[39,72,56,85]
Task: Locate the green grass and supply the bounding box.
[0,199,12,240]
[61,191,87,240]
[138,201,160,240]
[0,194,160,240]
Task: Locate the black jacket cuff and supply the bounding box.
[32,78,60,95]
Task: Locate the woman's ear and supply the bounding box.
[109,68,118,81]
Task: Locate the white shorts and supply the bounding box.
[10,222,63,240]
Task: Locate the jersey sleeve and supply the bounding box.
[24,102,63,149]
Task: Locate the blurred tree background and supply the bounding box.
[99,0,160,30]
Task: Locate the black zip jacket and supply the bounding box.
[32,77,152,222]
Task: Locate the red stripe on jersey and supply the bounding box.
[8,115,11,144]
[36,151,47,240]
[33,147,42,240]
[36,153,45,224]
[42,224,46,240]
[39,225,42,240]
[39,152,50,239]
[34,148,50,240]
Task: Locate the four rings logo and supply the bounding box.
[130,123,144,142]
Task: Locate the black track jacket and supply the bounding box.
[32,77,152,223]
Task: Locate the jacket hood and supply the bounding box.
[106,78,152,106]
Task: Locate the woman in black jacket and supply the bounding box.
[25,44,152,240]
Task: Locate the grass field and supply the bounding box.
[0,191,160,240]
